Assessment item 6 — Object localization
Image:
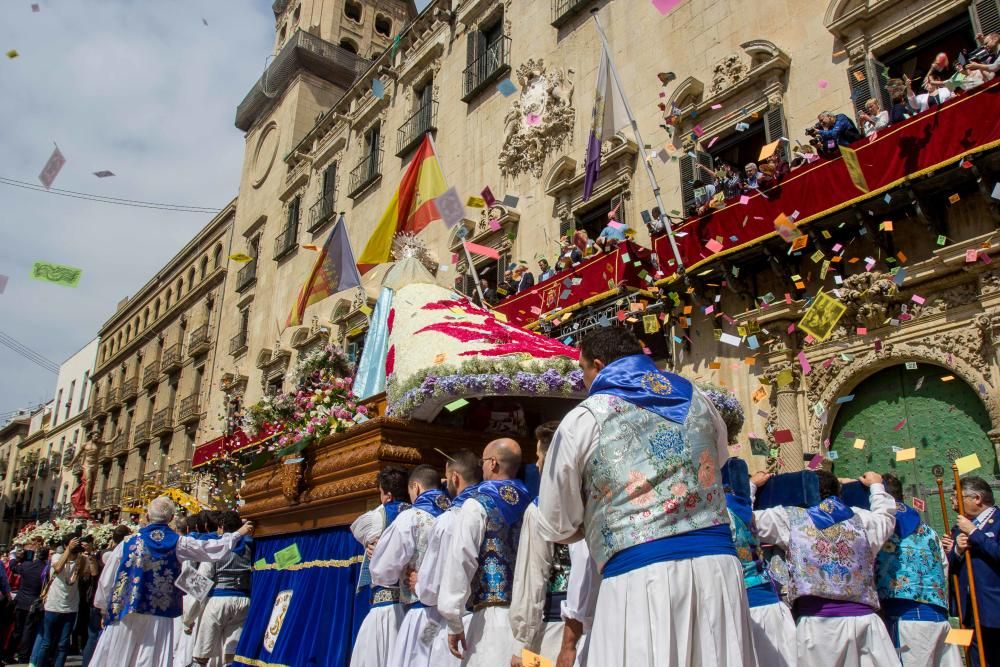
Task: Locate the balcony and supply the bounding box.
[122,480,138,507]
[99,442,112,463]
[151,407,174,436]
[551,0,593,27]
[187,325,211,357]
[160,344,181,375]
[112,431,128,457]
[348,149,383,198]
[121,376,138,402]
[165,461,192,488]
[462,36,511,102]
[236,29,370,132]
[133,420,151,448]
[274,223,299,261]
[105,487,121,508]
[235,258,257,292]
[62,446,75,466]
[396,100,438,157]
[94,396,107,418]
[49,452,60,471]
[142,363,160,389]
[106,387,122,410]
[178,394,201,425]
[308,191,336,233]
[37,460,49,479]
[229,330,249,357]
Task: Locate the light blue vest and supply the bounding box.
[107,524,183,622]
[579,391,729,571]
[727,508,770,590]
[876,520,948,609]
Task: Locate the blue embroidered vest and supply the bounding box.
[579,389,729,571]
[786,501,879,609]
[469,479,530,609]
[368,500,410,608]
[399,489,450,605]
[875,505,948,609]
[108,523,183,622]
[726,504,770,591]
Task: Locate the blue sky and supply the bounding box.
[0,1,276,418]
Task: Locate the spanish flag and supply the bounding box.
[286,215,362,327]
[357,134,448,273]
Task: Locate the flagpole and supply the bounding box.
[591,12,685,278]
[426,132,488,305]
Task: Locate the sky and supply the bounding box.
[0,1,277,420]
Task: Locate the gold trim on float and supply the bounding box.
[233,656,290,667]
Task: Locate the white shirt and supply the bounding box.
[94,532,243,612]
[351,506,386,547]
[415,510,459,607]
[45,558,79,613]
[752,483,897,554]
[369,508,428,588]
[438,499,489,633]
[537,399,730,546]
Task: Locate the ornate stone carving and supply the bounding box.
[759,360,801,390]
[279,455,305,505]
[839,271,902,330]
[709,54,749,95]
[498,59,575,179]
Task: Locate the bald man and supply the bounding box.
[439,439,531,666]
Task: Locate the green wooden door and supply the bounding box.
[829,363,997,534]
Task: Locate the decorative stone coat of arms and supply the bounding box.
[498,59,575,179]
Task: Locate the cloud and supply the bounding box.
[0,1,274,414]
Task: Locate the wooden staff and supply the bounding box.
[953,464,987,667]
[935,476,963,626]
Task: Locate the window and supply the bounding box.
[166,288,173,310]
[340,38,358,54]
[350,124,383,196]
[54,390,63,426]
[230,307,250,356]
[266,377,284,397]
[310,163,338,231]
[153,299,161,320]
[375,14,392,36]
[79,372,89,410]
[143,307,150,328]
[293,5,301,24]
[177,277,184,297]
[213,244,223,269]
[200,256,208,281]
[575,193,627,243]
[463,15,510,100]
[275,196,301,260]
[344,0,362,23]
[134,316,140,334]
[66,380,75,420]
[187,267,196,289]
[345,334,366,366]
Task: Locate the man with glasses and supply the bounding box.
[439,439,530,666]
[941,476,999,666]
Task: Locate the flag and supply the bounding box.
[463,241,500,260]
[38,146,66,189]
[583,44,629,201]
[286,216,362,327]
[357,135,448,273]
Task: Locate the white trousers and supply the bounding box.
[349,604,404,667]
[749,601,797,666]
[796,614,899,667]
[897,619,962,667]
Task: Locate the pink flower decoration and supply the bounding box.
[625,471,655,507]
[386,345,396,376]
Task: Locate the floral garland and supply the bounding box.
[698,383,745,445]
[13,518,141,549]
[387,355,585,419]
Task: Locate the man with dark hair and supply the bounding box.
[440,439,530,665]
[510,422,598,667]
[349,466,413,667]
[874,474,960,666]
[192,511,254,666]
[752,468,897,666]
[941,475,999,666]
[538,327,754,665]
[371,465,450,667]
[417,450,483,666]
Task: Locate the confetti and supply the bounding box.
[5,49,18,59]
[893,418,907,431]
[954,453,981,475]
[705,239,723,253]
[912,497,925,511]
[817,79,828,88]
[466,196,486,208]
[773,429,794,443]
[274,543,302,569]
[435,187,465,228]
[992,183,1000,200]
[38,145,66,189]
[896,447,916,461]
[853,438,866,449]
[965,248,978,263]
[827,450,839,460]
[30,260,81,287]
[944,629,974,646]
[948,193,960,204]
[445,398,470,412]
[807,453,824,469]
[502,194,519,208]
[904,361,917,370]
[798,351,811,375]
[719,332,741,346]
[93,170,115,178]
[497,79,518,97]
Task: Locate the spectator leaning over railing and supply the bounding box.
[858,98,890,136]
[807,112,862,155]
[965,32,1000,79]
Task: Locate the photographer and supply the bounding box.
[965,32,1000,78]
[806,112,862,155]
[35,534,92,667]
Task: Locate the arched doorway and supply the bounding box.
[829,363,997,534]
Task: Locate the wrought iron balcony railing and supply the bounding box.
[107,386,122,410]
[178,394,201,424]
[94,396,107,417]
[142,363,159,388]
[133,420,151,448]
[348,149,383,197]
[151,407,174,436]
[63,446,75,465]
[396,100,438,157]
[160,344,181,375]
[308,191,337,232]
[229,330,249,356]
[274,223,299,261]
[462,36,511,101]
[235,258,257,292]
[121,376,138,402]
[551,0,593,26]
[112,431,128,456]
[187,325,211,357]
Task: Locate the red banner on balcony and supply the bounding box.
[653,79,1000,280]
[191,422,282,468]
[493,240,657,328]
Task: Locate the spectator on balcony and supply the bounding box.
[512,264,535,294]
[496,270,516,301]
[716,163,743,200]
[886,79,917,124]
[906,54,954,112]
[559,237,583,265]
[858,98,890,137]
[964,32,1000,79]
[807,112,862,154]
[692,179,718,216]
[473,278,498,308]
[537,259,555,283]
[741,163,765,191]
[597,210,628,250]
[11,546,48,664]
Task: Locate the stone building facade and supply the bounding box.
[201,0,1000,506]
[0,415,30,546]
[82,201,237,517]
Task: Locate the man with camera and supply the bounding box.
[806,112,862,155]
[34,533,96,667]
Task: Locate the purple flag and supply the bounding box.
[38,146,66,189]
[583,45,628,201]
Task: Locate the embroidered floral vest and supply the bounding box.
[108,524,183,622]
[875,520,948,609]
[580,391,729,571]
[786,506,879,608]
[727,509,771,590]
[469,479,531,609]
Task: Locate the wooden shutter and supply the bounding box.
[764,105,789,161]
[971,0,1000,36]
[559,215,573,238]
[679,151,714,212]
[322,163,336,196]
[847,62,872,120]
[610,192,627,228]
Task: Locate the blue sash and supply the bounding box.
[726,493,753,526]
[411,489,450,517]
[589,354,693,424]
[806,497,855,529]
[893,503,921,539]
[451,483,479,508]
[747,582,781,608]
[881,598,948,647]
[473,479,530,525]
[602,524,736,578]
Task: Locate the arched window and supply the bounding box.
[339,38,358,54]
[134,316,140,334]
[344,1,362,23]
[199,256,208,281]
[375,14,392,37]
[213,244,223,269]
[143,307,150,328]
[125,324,131,342]
[79,371,89,410]
[187,267,196,288]
[165,288,172,309]
[153,299,161,320]
[177,277,184,296]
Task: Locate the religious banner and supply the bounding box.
[798,291,847,342]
